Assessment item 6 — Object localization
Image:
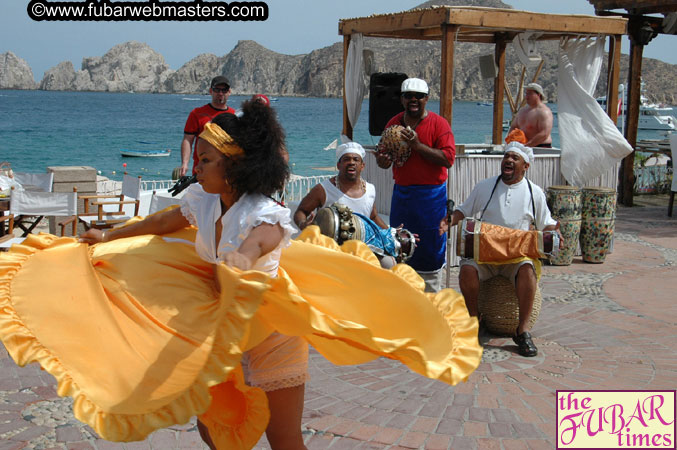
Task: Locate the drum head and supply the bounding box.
[312,207,339,240]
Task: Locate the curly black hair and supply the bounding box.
[210,100,289,196]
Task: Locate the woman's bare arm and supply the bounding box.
[222,222,284,270]
[79,207,190,244]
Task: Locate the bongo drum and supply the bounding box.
[546,185,582,266]
[456,218,558,262]
[312,203,365,244]
[312,204,415,262]
[580,187,616,263]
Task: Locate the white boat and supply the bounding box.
[120,149,171,157]
[597,86,676,131]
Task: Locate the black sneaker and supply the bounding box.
[513,331,538,357]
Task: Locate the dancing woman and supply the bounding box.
[0,100,482,450]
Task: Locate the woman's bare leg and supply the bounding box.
[265,384,307,450]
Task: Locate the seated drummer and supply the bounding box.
[294,142,387,230]
[294,142,395,266]
[439,141,559,357]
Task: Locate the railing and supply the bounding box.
[276,175,332,203]
[98,176,332,202]
[634,165,672,194]
[141,180,177,192]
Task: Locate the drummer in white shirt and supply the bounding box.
[293,142,387,230]
[439,141,559,357]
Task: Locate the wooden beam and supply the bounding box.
[339,8,451,36]
[440,24,457,126]
[339,6,627,39]
[492,37,507,144]
[341,35,353,140]
[446,8,627,35]
[620,39,644,207]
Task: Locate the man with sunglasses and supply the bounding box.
[376,78,455,292]
[179,76,236,176]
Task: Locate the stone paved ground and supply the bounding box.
[1,196,675,449]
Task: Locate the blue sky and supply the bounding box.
[1,0,675,81]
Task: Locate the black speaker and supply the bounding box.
[369,72,408,136]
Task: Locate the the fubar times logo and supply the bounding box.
[556,390,676,449]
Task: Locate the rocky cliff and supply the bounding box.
[0,52,37,90]
[1,0,676,104]
[38,41,174,93]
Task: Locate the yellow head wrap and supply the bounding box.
[199,122,244,157]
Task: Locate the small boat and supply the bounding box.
[477,102,492,106]
[120,149,171,157]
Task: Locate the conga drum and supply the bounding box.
[546,186,582,265]
[580,187,616,263]
[455,218,558,261]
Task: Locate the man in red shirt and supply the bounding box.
[179,76,236,176]
[376,78,456,292]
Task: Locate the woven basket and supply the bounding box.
[478,276,541,336]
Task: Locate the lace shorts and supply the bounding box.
[241,332,309,392]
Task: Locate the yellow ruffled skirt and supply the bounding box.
[0,226,481,449]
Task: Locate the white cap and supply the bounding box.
[336,142,365,162]
[504,141,534,165]
[525,82,545,100]
[401,78,429,94]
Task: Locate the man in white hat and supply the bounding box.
[294,141,387,230]
[508,82,553,148]
[439,142,559,357]
[376,77,456,292]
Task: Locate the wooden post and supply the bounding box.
[440,24,457,127]
[492,37,507,144]
[606,35,622,125]
[620,32,645,207]
[342,34,353,140]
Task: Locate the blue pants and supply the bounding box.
[390,183,447,272]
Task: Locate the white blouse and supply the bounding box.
[180,184,294,276]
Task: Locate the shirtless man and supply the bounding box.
[509,83,553,148]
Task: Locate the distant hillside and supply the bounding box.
[1,0,676,104]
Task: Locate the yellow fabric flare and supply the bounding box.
[0,226,482,448]
[200,122,244,157]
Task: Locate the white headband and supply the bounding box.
[336,142,365,162]
[504,141,534,165]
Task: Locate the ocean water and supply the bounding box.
[0,90,672,181]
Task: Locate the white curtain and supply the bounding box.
[345,33,366,128]
[557,36,632,186]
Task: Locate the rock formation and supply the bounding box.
[0,52,37,90]
[1,0,676,103]
[37,41,174,93]
[40,61,77,91]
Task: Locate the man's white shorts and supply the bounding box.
[459,258,534,286]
